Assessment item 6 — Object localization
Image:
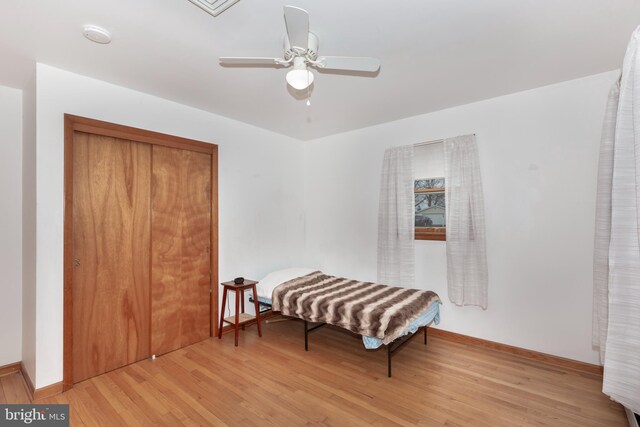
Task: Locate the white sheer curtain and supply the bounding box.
[444,135,488,309]
[377,145,415,288]
[592,80,619,361]
[593,27,640,414]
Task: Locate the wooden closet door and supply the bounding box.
[151,146,211,355]
[72,132,151,383]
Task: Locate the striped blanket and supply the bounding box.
[271,271,441,345]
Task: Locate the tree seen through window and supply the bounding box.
[415,178,446,239]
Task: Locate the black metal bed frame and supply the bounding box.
[303,320,427,377]
[253,294,428,378]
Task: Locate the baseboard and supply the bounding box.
[429,328,603,376]
[0,361,22,377]
[19,362,63,401]
[33,382,64,400]
[20,362,35,398]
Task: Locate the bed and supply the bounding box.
[256,268,442,377]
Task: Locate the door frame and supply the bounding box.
[63,114,219,391]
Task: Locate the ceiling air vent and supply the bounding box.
[187,0,239,17]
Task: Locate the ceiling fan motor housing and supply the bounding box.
[284,32,318,61]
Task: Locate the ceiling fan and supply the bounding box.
[219,6,381,92]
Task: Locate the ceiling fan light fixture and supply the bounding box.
[219,6,380,96]
[286,68,314,90]
[286,57,314,90]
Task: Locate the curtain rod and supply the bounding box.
[413,133,476,148]
[414,139,444,147]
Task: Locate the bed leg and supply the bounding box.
[304,320,308,351]
[387,345,392,378]
[424,326,428,345]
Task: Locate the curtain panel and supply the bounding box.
[444,135,488,309]
[595,27,640,414]
[377,145,415,288]
[592,80,619,361]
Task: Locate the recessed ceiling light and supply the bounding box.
[82,25,112,44]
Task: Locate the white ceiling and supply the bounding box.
[1,0,638,140]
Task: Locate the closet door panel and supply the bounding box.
[72,132,151,383]
[151,146,211,355]
[180,150,212,346]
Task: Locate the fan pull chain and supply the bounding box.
[306,70,311,106]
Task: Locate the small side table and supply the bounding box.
[218,280,262,346]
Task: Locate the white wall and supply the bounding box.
[33,64,306,388]
[0,85,23,367]
[28,64,617,387]
[22,72,37,382]
[303,70,619,365]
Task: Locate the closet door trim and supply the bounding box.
[63,114,219,391]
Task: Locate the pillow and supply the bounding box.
[257,268,317,299]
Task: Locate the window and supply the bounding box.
[415,178,446,240]
[414,141,445,240]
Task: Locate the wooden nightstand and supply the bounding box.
[217,280,262,346]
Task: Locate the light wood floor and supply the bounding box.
[1,320,626,426]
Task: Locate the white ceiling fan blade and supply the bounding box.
[219,57,282,65]
[284,5,309,51]
[316,56,381,72]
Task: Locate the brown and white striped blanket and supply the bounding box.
[271,271,441,345]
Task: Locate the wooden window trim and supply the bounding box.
[414,187,443,194]
[415,178,446,241]
[415,227,446,241]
